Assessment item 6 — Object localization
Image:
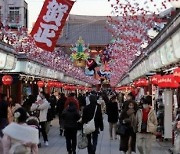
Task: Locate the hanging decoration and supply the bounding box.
[31,0,75,51]
[70,37,89,67]
[37,80,44,88]
[2,75,13,85]
[106,0,176,86]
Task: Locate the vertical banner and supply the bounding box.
[31,0,74,51]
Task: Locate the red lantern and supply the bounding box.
[47,81,54,87]
[173,67,180,83]
[2,75,13,85]
[37,81,44,88]
[56,82,63,88]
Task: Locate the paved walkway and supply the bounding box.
[39,116,171,154]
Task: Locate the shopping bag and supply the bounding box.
[83,105,97,134]
[83,119,95,134]
[77,132,88,149]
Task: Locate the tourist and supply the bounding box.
[106,95,119,140]
[2,107,39,154]
[56,93,67,136]
[31,91,50,146]
[62,102,80,154]
[136,96,157,154]
[82,94,104,154]
[119,101,137,153]
[0,94,8,137]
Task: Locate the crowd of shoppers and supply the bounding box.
[1,89,180,154]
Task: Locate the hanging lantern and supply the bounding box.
[173,67,180,83]
[2,75,13,85]
[56,82,63,88]
[47,81,54,87]
[37,81,44,88]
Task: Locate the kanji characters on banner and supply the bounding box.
[31,0,74,51]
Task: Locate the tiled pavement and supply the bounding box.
[39,116,172,154]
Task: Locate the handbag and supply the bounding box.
[77,132,88,149]
[83,105,97,134]
[116,123,128,136]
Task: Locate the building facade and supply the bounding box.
[0,0,28,29]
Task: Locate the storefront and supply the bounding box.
[118,10,180,141]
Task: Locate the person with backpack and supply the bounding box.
[62,102,80,154]
[2,107,39,154]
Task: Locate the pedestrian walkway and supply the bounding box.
[39,116,171,154]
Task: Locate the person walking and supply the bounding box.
[56,93,67,136]
[97,93,106,114]
[119,101,137,153]
[106,95,119,140]
[62,102,80,154]
[136,96,157,154]
[31,91,50,146]
[173,113,180,153]
[82,94,104,154]
[0,94,8,137]
[2,107,39,154]
[65,93,80,111]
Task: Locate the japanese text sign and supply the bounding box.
[31,0,74,51]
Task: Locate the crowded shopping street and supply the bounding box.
[0,0,180,154]
[38,117,171,154]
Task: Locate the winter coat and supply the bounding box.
[2,122,39,154]
[61,105,80,129]
[0,100,8,119]
[64,96,80,111]
[82,104,104,132]
[56,97,67,116]
[31,99,50,122]
[106,101,118,123]
[136,108,158,133]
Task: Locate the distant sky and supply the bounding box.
[25,0,112,31]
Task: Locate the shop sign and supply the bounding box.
[151,50,163,69]
[172,29,180,58]
[33,64,41,76]
[4,55,16,70]
[165,39,177,63]
[0,52,7,69]
[39,67,47,77]
[160,45,170,66]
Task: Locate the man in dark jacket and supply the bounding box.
[82,94,104,154]
[56,93,67,136]
[62,102,80,154]
[0,94,8,137]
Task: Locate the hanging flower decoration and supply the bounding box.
[106,0,176,86]
[0,0,177,87]
[0,27,99,85]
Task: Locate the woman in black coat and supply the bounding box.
[82,94,104,154]
[62,102,80,154]
[106,95,119,140]
[119,101,137,153]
